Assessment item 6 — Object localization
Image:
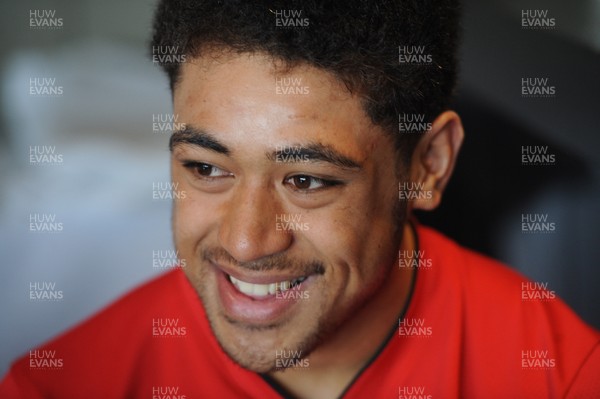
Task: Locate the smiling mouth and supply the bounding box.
[227,274,307,297]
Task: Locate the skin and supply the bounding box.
[170,51,463,399]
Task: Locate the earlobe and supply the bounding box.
[409,111,464,212]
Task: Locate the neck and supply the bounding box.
[267,222,416,399]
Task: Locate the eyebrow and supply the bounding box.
[169,126,230,155]
[267,143,362,170]
[170,125,362,170]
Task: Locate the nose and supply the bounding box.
[218,181,293,263]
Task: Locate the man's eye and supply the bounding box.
[183,161,230,178]
[285,175,341,191]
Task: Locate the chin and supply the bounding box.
[216,326,286,373]
[212,314,324,373]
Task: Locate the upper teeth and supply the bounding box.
[229,275,306,297]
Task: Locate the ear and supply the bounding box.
[408,111,464,211]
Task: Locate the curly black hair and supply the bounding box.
[151,0,460,160]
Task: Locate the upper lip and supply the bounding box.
[211,261,309,285]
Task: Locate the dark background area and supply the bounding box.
[419,0,600,328]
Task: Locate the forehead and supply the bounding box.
[172,52,386,161]
[174,51,352,108]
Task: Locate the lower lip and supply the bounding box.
[215,267,308,325]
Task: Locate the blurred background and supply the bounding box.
[0,0,598,376]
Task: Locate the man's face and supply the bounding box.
[171,52,406,372]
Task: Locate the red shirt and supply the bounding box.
[2,226,599,398]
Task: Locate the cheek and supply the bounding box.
[302,187,397,283]
[299,207,394,320]
[172,186,214,250]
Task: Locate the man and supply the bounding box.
[2,0,598,398]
